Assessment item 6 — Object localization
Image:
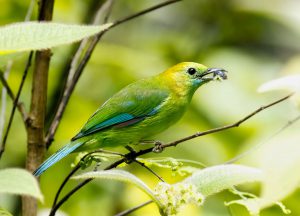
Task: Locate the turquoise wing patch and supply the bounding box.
[71,113,136,140]
[71,82,169,141]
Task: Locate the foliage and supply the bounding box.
[0,22,112,54]
[0,169,43,215]
[72,164,288,216]
[0,168,43,200]
[0,207,12,216]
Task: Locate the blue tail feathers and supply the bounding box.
[33,141,84,177]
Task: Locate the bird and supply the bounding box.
[33,62,227,176]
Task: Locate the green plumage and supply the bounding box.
[33,62,227,176]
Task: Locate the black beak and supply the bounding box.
[198,68,228,81]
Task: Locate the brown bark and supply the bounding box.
[22,1,54,216]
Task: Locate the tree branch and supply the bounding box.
[0,68,14,105]
[23,0,55,215]
[49,94,291,215]
[155,93,293,151]
[0,52,32,159]
[0,68,28,123]
[0,0,35,159]
[134,159,165,182]
[51,149,124,209]
[0,63,12,152]
[45,0,182,148]
[114,200,153,216]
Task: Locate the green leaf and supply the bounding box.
[183,164,263,197]
[0,22,113,54]
[72,169,163,209]
[0,168,43,201]
[0,207,13,216]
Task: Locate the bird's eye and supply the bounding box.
[187,68,196,75]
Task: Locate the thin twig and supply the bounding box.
[51,149,124,208]
[50,151,133,216]
[0,62,12,144]
[134,159,165,182]
[157,93,293,151]
[0,71,27,121]
[49,94,291,215]
[95,0,115,24]
[115,200,153,216]
[66,0,115,86]
[49,156,126,216]
[0,52,32,159]
[46,0,115,147]
[111,0,181,28]
[51,164,81,211]
[45,0,182,148]
[0,68,14,102]
[0,0,35,160]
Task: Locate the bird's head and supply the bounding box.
[162,62,227,95]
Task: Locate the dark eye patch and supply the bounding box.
[187,68,196,75]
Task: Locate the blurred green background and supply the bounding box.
[1,0,300,215]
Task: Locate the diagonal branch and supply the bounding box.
[0,0,35,160]
[0,68,14,103]
[134,159,165,182]
[50,148,124,209]
[49,94,292,215]
[0,70,28,122]
[156,93,293,150]
[0,63,12,149]
[115,200,153,216]
[0,52,32,159]
[45,0,182,148]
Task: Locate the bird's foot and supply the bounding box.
[140,140,165,153]
[152,141,164,153]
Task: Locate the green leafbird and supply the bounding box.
[33,62,227,176]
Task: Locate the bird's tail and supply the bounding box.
[33,141,85,177]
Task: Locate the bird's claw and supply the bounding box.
[152,141,164,153]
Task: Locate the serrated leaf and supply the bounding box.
[0,207,13,216]
[184,164,263,197]
[0,168,43,201]
[0,22,113,54]
[72,169,163,209]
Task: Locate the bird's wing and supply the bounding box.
[71,81,169,141]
